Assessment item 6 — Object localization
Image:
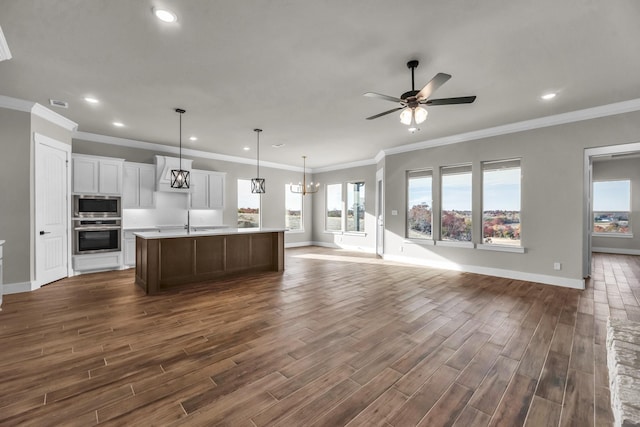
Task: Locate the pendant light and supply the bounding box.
[170,108,190,189]
[290,156,319,195]
[251,129,266,194]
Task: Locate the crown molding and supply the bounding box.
[311,158,377,174]
[381,97,640,158]
[31,103,78,131]
[0,95,33,112]
[73,131,304,172]
[0,95,78,131]
[0,25,11,62]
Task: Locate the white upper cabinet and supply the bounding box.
[72,154,124,195]
[190,169,225,210]
[208,173,224,209]
[72,156,99,194]
[190,171,209,209]
[123,162,156,209]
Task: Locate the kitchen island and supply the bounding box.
[134,228,285,295]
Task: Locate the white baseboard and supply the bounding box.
[285,241,313,248]
[592,247,640,256]
[3,281,35,295]
[311,241,376,253]
[383,254,585,290]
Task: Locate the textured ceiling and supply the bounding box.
[2,1,640,168]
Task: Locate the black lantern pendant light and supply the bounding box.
[170,108,190,189]
[251,128,266,194]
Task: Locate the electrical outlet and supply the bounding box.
[553,262,561,271]
[391,210,398,216]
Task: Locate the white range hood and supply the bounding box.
[155,155,193,192]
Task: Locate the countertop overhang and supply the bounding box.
[134,228,287,239]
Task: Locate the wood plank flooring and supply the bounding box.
[1,248,638,426]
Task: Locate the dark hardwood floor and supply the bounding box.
[1,247,637,426]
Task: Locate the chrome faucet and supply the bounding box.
[186,210,191,234]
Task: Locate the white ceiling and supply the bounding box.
[2,1,640,168]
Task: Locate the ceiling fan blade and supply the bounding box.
[416,73,451,100]
[366,107,404,120]
[363,92,403,103]
[424,96,477,105]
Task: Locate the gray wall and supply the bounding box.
[0,108,31,284]
[0,108,72,285]
[72,140,313,245]
[384,110,640,282]
[311,164,377,250]
[592,157,640,252]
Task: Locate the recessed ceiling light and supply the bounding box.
[189,136,197,141]
[113,122,124,127]
[243,147,250,151]
[272,143,285,148]
[153,7,177,23]
[541,93,557,100]
[84,96,99,104]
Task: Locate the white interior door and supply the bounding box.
[35,133,70,286]
[376,168,384,257]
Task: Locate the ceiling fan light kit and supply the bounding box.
[365,60,476,131]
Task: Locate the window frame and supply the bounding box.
[324,181,366,234]
[406,169,433,241]
[592,179,632,236]
[480,158,522,247]
[285,184,304,233]
[237,178,261,228]
[325,183,344,233]
[440,164,473,243]
[346,181,366,233]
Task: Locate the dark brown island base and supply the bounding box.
[134,228,285,294]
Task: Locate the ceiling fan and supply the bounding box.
[364,60,476,131]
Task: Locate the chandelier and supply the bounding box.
[290,156,319,195]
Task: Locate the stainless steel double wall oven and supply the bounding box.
[73,195,122,255]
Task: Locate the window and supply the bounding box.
[346,182,365,232]
[482,159,521,246]
[285,185,303,231]
[326,183,342,231]
[325,182,366,232]
[593,180,631,234]
[237,179,260,228]
[441,165,472,241]
[407,170,432,239]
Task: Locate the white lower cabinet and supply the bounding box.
[123,231,136,267]
[73,252,122,272]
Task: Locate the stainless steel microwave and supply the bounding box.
[73,195,121,218]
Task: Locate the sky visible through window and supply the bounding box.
[442,172,472,210]
[327,184,342,211]
[593,180,630,211]
[408,176,432,207]
[237,179,259,209]
[483,168,521,211]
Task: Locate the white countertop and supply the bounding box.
[134,228,286,239]
[124,225,231,232]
